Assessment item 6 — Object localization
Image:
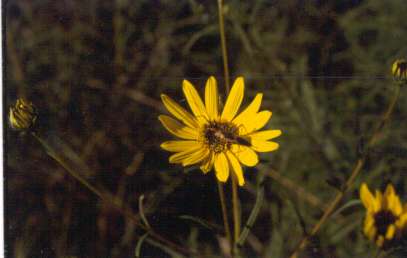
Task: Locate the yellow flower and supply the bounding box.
[159,76,281,186]
[392,59,407,84]
[9,98,37,131]
[360,183,407,248]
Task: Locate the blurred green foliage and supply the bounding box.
[5,0,407,257]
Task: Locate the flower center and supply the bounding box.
[374,210,397,236]
[202,121,239,153]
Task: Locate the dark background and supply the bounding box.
[5,0,407,257]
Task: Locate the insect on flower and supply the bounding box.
[158,76,281,186]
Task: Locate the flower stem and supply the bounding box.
[217,181,233,252]
[289,84,401,258]
[217,0,241,254]
[232,174,241,247]
[217,0,230,93]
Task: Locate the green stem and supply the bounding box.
[217,181,233,253]
[232,174,241,244]
[217,0,241,255]
[217,0,231,93]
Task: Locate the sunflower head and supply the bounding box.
[9,98,38,131]
[159,76,281,186]
[392,59,407,84]
[360,183,407,248]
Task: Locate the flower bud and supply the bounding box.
[392,59,407,84]
[9,99,37,130]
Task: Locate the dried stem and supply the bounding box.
[289,84,401,258]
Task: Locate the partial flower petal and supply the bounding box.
[384,184,403,215]
[159,115,198,139]
[360,183,375,211]
[182,147,209,166]
[251,140,279,152]
[363,214,375,237]
[236,110,272,134]
[232,145,259,167]
[367,226,377,241]
[232,93,263,126]
[252,111,272,131]
[385,224,396,240]
[183,80,208,122]
[169,146,202,164]
[376,236,384,248]
[249,130,282,141]
[396,213,407,229]
[226,151,244,186]
[214,153,229,182]
[375,190,383,211]
[205,76,219,120]
[221,77,244,121]
[161,140,200,152]
[200,152,214,174]
[161,94,198,128]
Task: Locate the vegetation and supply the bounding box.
[6,0,407,257]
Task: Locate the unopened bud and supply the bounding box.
[392,59,407,84]
[9,99,37,130]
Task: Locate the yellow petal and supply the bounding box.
[360,183,375,211]
[183,80,208,123]
[232,145,259,167]
[249,130,282,141]
[161,94,198,128]
[158,115,198,139]
[237,110,272,135]
[375,190,383,211]
[226,151,244,186]
[214,153,229,182]
[383,184,395,210]
[396,213,407,229]
[251,111,272,131]
[250,140,279,152]
[221,77,244,121]
[232,93,263,126]
[182,147,209,166]
[367,226,377,241]
[363,214,374,236]
[200,153,214,174]
[384,184,402,215]
[169,146,202,164]
[385,224,396,240]
[376,236,384,247]
[161,140,200,152]
[205,76,219,120]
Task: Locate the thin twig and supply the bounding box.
[289,84,401,258]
